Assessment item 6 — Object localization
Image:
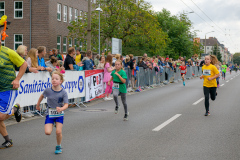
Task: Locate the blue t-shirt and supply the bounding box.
[38,57,47,68]
[43,87,68,115]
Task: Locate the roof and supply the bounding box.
[200,37,221,47]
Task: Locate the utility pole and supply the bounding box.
[87,0,91,51]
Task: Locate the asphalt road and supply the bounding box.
[1,71,240,160]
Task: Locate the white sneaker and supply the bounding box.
[103,97,108,101]
[108,97,113,100]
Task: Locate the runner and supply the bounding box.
[221,62,227,80]
[108,60,129,121]
[36,71,68,154]
[229,64,233,74]
[200,55,220,116]
[179,61,187,86]
[0,44,27,149]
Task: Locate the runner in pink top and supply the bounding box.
[103,55,115,100]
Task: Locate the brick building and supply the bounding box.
[1,0,96,53]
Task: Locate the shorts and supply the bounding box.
[0,90,18,115]
[181,73,186,76]
[45,115,64,124]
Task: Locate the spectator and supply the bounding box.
[139,57,148,69]
[97,56,105,69]
[37,46,52,72]
[123,57,130,68]
[129,54,134,70]
[49,49,54,59]
[64,47,76,70]
[75,49,83,65]
[82,50,95,70]
[143,53,147,57]
[131,58,139,89]
[103,55,115,100]
[26,48,44,71]
[16,45,38,73]
[165,58,172,81]
[53,48,63,61]
[52,48,57,57]
[94,55,100,67]
[46,56,58,72]
[56,60,65,74]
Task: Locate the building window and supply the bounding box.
[207,47,209,49]
[57,3,61,21]
[79,11,83,19]
[57,36,61,52]
[63,37,67,53]
[0,2,5,17]
[69,38,72,47]
[63,5,67,22]
[14,34,23,50]
[69,7,72,23]
[14,1,23,19]
[74,9,78,22]
[1,39,5,46]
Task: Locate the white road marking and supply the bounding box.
[193,97,205,105]
[231,78,233,80]
[226,80,229,83]
[152,114,182,132]
[220,84,224,87]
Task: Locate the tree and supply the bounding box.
[193,40,204,57]
[68,0,168,55]
[233,53,240,65]
[155,9,194,59]
[212,44,222,62]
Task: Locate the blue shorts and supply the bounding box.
[0,90,18,115]
[45,115,64,124]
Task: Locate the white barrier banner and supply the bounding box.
[85,69,105,101]
[15,71,85,106]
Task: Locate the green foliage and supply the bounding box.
[233,53,240,65]
[155,9,194,59]
[68,1,196,58]
[212,44,222,62]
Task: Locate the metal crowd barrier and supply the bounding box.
[124,66,202,91]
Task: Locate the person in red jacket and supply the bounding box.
[179,61,187,86]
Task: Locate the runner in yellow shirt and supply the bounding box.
[0,44,27,149]
[200,55,220,116]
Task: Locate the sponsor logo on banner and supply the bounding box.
[85,69,105,101]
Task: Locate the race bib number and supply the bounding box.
[203,69,211,76]
[49,108,64,118]
[113,83,119,90]
[181,70,186,73]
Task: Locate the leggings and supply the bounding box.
[113,89,128,114]
[203,87,216,112]
[222,72,226,79]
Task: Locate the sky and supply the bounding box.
[146,0,240,54]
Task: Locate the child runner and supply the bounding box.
[108,60,129,121]
[36,71,68,154]
[221,62,227,80]
[179,61,187,86]
[200,55,220,116]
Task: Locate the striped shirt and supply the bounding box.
[0,46,25,92]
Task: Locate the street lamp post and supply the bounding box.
[96,4,102,56]
[205,31,214,55]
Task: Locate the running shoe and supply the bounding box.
[0,140,13,149]
[183,82,185,86]
[55,145,62,154]
[14,104,22,122]
[205,112,210,116]
[115,106,119,114]
[123,112,129,121]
